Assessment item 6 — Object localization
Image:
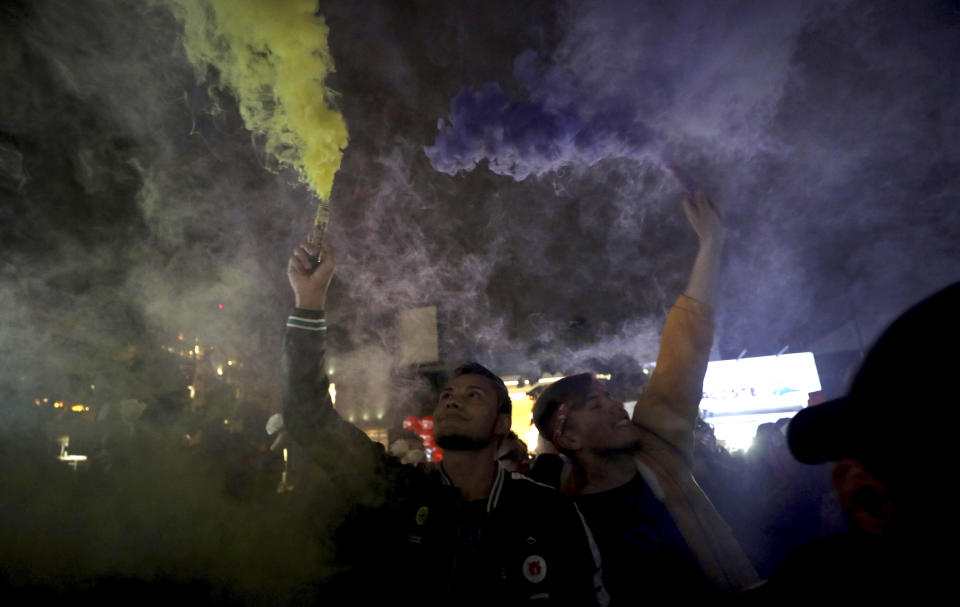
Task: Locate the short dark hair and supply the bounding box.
[531,373,593,442]
[452,362,511,416]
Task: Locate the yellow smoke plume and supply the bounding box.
[166,0,348,231]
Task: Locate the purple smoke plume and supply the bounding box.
[425,49,656,179]
[425,0,812,180]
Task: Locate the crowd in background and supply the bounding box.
[17,394,843,580]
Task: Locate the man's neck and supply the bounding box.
[578,450,637,494]
[442,445,498,502]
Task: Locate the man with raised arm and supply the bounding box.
[532,190,759,603]
[283,243,607,605]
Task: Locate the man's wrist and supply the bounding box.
[697,235,725,252]
[294,297,326,311]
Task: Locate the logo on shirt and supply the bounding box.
[522,555,547,583]
[415,506,429,526]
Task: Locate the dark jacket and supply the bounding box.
[282,309,607,605]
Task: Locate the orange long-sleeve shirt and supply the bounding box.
[633,295,760,593]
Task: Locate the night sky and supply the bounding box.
[1,0,959,599]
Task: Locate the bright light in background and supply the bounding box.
[504,381,537,450]
[523,424,541,452]
[699,352,822,452]
[328,382,336,405]
[216,366,224,376]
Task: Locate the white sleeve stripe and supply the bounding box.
[286,323,327,331]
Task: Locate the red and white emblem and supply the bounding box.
[522,554,547,583]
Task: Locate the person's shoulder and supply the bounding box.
[381,453,437,487]
[506,472,578,508]
[764,534,910,601]
[767,534,869,590]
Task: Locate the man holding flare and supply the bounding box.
[282,242,608,605]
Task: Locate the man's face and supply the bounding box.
[564,379,641,454]
[434,374,506,450]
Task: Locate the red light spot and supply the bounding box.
[218,304,224,309]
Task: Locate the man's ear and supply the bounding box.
[554,428,581,452]
[832,458,896,536]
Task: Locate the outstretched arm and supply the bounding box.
[681,190,725,306]
[282,242,383,484]
[633,190,723,459]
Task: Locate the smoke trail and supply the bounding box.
[425,55,656,180]
[425,0,812,180]
[0,0,355,600]
[424,0,960,363]
[165,0,348,231]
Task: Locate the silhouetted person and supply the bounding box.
[760,281,960,602]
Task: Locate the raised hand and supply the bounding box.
[287,241,335,310]
[682,189,725,247]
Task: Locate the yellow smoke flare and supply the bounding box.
[167,0,348,239]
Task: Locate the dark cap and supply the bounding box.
[787,282,960,468]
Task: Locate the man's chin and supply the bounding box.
[435,432,489,451]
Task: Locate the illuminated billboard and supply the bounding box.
[699,352,822,451]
